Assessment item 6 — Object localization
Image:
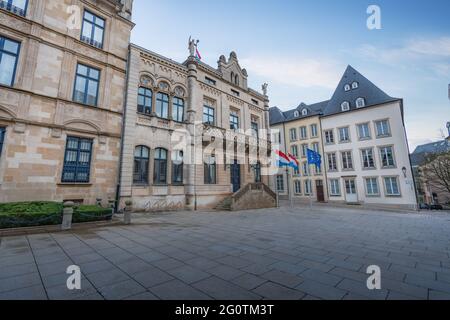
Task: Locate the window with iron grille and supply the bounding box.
[0,127,5,158]
[0,36,20,87]
[133,146,149,184]
[62,137,93,183]
[73,63,100,106]
[137,87,152,114]
[0,0,28,17]
[154,148,168,184]
[81,10,105,49]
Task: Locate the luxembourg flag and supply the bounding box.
[195,48,202,62]
[276,150,299,170]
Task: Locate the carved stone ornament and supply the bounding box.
[158,82,169,91]
[174,86,185,97]
[140,75,153,87]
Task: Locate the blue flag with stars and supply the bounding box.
[307,149,322,169]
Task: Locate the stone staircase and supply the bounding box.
[215,183,277,211]
[215,196,233,211]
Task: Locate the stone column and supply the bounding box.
[264,95,274,191]
[185,56,199,210]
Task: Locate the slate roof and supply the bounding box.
[269,65,401,125]
[410,139,450,166]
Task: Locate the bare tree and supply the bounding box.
[422,151,450,195]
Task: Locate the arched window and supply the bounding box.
[133,146,149,184]
[137,87,152,114]
[302,109,308,116]
[341,101,350,111]
[154,148,168,184]
[344,84,351,92]
[356,97,365,108]
[156,93,169,119]
[172,97,184,122]
[172,150,184,184]
[352,81,359,89]
[231,72,235,83]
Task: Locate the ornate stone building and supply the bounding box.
[0,0,134,204]
[119,44,271,211]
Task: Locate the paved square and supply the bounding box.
[1,204,450,300]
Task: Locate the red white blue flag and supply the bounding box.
[195,48,202,62]
[276,150,299,170]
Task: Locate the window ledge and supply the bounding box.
[58,183,92,187]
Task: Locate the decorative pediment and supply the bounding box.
[0,105,17,120]
[64,119,101,134]
[217,52,248,90]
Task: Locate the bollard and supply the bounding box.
[62,201,74,231]
[124,200,132,225]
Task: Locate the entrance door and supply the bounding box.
[344,179,358,203]
[316,180,325,202]
[230,160,241,193]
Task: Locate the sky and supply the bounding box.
[130,0,450,151]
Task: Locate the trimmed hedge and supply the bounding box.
[0,202,113,229]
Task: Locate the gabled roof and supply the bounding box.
[411,139,450,166]
[323,65,399,116]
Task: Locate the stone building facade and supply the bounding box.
[0,0,134,204]
[119,44,271,211]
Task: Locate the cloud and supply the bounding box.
[407,37,450,57]
[240,56,342,89]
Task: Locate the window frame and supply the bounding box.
[204,154,217,184]
[203,105,215,125]
[374,119,391,138]
[290,128,298,141]
[61,136,93,183]
[364,177,380,197]
[155,92,169,119]
[324,130,334,144]
[172,150,184,185]
[0,36,21,87]
[72,63,100,107]
[356,97,365,108]
[172,96,184,122]
[137,87,153,114]
[0,126,5,158]
[341,101,350,111]
[341,150,354,171]
[310,124,318,138]
[304,179,313,195]
[229,111,239,130]
[300,126,308,140]
[133,145,150,185]
[80,9,106,49]
[357,122,371,141]
[383,176,401,197]
[276,175,284,192]
[0,0,28,17]
[379,145,396,169]
[153,148,168,185]
[361,148,376,170]
[327,152,338,172]
[329,179,341,197]
[338,126,351,143]
[294,180,302,195]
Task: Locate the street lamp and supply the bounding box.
[402,166,407,178]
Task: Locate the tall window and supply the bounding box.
[301,144,308,158]
[0,0,28,17]
[300,126,308,140]
[312,142,320,153]
[324,130,334,144]
[384,177,400,196]
[154,148,168,184]
[137,87,152,114]
[172,150,183,184]
[302,162,310,176]
[310,124,318,137]
[133,146,149,184]
[290,128,297,141]
[230,112,239,130]
[294,181,302,194]
[156,93,169,119]
[172,97,184,122]
[361,148,376,169]
[62,137,93,183]
[0,127,5,157]
[81,10,105,48]
[0,36,20,86]
[73,63,100,106]
[375,120,391,137]
[365,178,379,196]
[251,121,259,139]
[254,161,261,183]
[338,127,350,143]
[329,179,341,196]
[380,146,396,168]
[204,155,217,184]
[327,153,338,171]
[304,180,313,195]
[276,175,284,192]
[203,105,215,125]
[291,145,299,158]
[357,123,371,140]
[341,151,353,170]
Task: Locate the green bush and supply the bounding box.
[0,202,113,229]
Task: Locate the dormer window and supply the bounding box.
[341,101,350,111]
[302,109,308,116]
[356,97,365,108]
[294,111,299,117]
[352,81,359,89]
[344,84,351,92]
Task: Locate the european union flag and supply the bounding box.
[307,149,322,169]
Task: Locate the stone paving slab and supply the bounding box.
[1,204,450,300]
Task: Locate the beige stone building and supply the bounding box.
[269,102,328,202]
[119,44,271,211]
[0,0,134,204]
